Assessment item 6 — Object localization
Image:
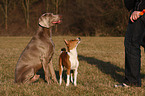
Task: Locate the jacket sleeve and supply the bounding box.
[141,14,145,23]
[124,0,136,11]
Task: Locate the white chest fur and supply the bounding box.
[68,48,79,69]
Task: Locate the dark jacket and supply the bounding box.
[124,0,145,11]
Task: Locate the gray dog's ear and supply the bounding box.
[39,13,52,28]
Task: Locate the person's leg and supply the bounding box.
[124,19,145,87]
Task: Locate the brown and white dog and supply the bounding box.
[59,37,81,86]
[15,13,61,84]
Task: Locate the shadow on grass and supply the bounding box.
[37,55,145,83]
[78,55,145,83]
[37,68,46,82]
[37,67,67,83]
[78,55,124,83]
[36,56,125,83]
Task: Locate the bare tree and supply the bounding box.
[51,0,62,33]
[0,0,10,31]
[45,0,49,12]
[51,0,62,14]
[22,0,30,29]
[22,0,40,29]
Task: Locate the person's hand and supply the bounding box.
[130,11,141,22]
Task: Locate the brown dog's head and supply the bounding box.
[64,37,81,51]
[39,13,61,28]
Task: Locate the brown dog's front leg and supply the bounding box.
[48,60,58,84]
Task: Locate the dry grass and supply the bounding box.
[0,36,145,96]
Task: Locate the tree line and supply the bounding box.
[0,0,129,36]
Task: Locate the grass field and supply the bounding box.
[0,36,145,96]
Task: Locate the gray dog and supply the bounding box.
[15,13,61,84]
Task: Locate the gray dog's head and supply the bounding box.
[39,13,61,28]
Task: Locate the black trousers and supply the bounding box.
[124,17,145,87]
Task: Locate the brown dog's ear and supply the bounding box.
[64,39,68,45]
[39,13,51,28]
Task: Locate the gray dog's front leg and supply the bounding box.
[48,60,58,84]
[42,59,51,84]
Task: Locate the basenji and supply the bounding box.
[59,37,81,86]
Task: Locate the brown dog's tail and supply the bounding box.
[61,48,66,53]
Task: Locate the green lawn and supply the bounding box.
[0,36,145,96]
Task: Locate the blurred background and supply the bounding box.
[0,0,129,36]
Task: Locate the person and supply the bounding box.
[115,0,145,87]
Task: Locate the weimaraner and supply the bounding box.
[15,13,61,84]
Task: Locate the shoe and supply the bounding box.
[114,83,130,88]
